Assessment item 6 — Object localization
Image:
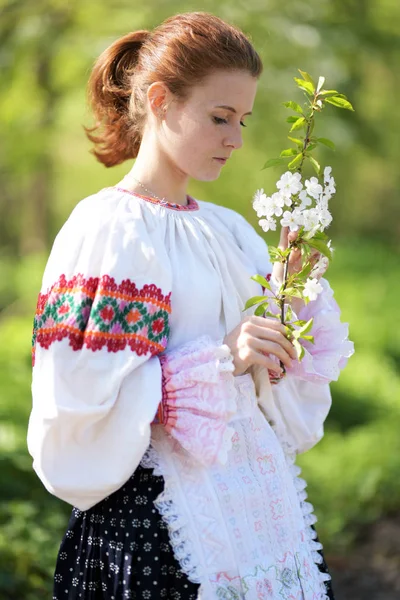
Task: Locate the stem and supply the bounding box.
[274,88,320,376]
[279,91,318,326]
[280,258,290,324]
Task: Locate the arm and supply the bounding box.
[256,276,354,454]
[28,193,172,510]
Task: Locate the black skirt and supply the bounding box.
[53,465,335,599]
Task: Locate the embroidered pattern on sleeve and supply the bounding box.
[32,274,171,365]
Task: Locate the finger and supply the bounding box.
[247,316,289,337]
[288,245,302,265]
[247,349,284,374]
[253,339,294,369]
[249,326,297,360]
[278,226,289,251]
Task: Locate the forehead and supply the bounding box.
[187,70,258,113]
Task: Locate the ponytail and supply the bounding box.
[85,30,150,167]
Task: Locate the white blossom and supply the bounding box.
[253,190,274,218]
[302,208,320,232]
[269,192,285,216]
[276,171,303,199]
[305,177,323,200]
[325,179,336,195]
[317,207,333,229]
[310,254,329,278]
[323,166,332,183]
[259,217,277,232]
[280,208,303,232]
[303,277,323,301]
[283,194,293,207]
[319,192,331,207]
[298,190,312,210]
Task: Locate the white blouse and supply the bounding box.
[28,186,353,599]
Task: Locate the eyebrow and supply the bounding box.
[215,104,253,116]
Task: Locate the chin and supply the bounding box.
[192,170,222,183]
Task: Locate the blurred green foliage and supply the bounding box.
[0,0,399,597]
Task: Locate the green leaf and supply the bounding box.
[294,78,315,95]
[264,310,278,319]
[243,295,269,311]
[300,244,312,261]
[313,231,329,241]
[251,274,272,289]
[296,260,313,280]
[254,303,269,316]
[298,318,314,335]
[288,136,304,147]
[288,153,303,169]
[325,96,355,111]
[285,304,293,322]
[302,335,315,344]
[286,116,299,123]
[280,148,299,157]
[292,320,307,327]
[298,70,316,88]
[318,89,338,97]
[283,100,304,114]
[262,157,287,170]
[307,238,333,260]
[317,137,336,150]
[268,246,283,262]
[283,287,304,299]
[290,117,307,132]
[306,143,318,152]
[292,338,305,360]
[309,156,321,175]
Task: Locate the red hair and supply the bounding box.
[85,12,263,167]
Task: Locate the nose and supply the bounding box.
[224,127,243,151]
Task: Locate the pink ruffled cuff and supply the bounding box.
[156,336,237,466]
[286,278,354,384]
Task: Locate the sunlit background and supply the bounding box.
[1,1,399,598]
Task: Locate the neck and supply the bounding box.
[119,130,190,206]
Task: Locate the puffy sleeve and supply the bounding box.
[256,276,354,454]
[27,192,172,510]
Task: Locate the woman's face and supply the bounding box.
[157,70,258,181]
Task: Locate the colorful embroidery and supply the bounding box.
[32,274,171,365]
[110,187,200,212]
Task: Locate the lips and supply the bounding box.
[213,157,228,164]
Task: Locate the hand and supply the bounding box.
[223,315,298,377]
[272,227,328,315]
[272,227,323,284]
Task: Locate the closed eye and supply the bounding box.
[213,116,247,128]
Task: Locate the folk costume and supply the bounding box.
[28,186,353,599]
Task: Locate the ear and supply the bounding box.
[147,81,171,118]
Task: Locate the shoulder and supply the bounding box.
[63,187,147,237]
[42,187,170,291]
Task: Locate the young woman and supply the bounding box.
[28,11,353,600]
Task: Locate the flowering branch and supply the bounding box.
[246,70,354,380]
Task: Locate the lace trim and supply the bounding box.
[140,445,203,584]
[160,336,237,466]
[284,446,331,599]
